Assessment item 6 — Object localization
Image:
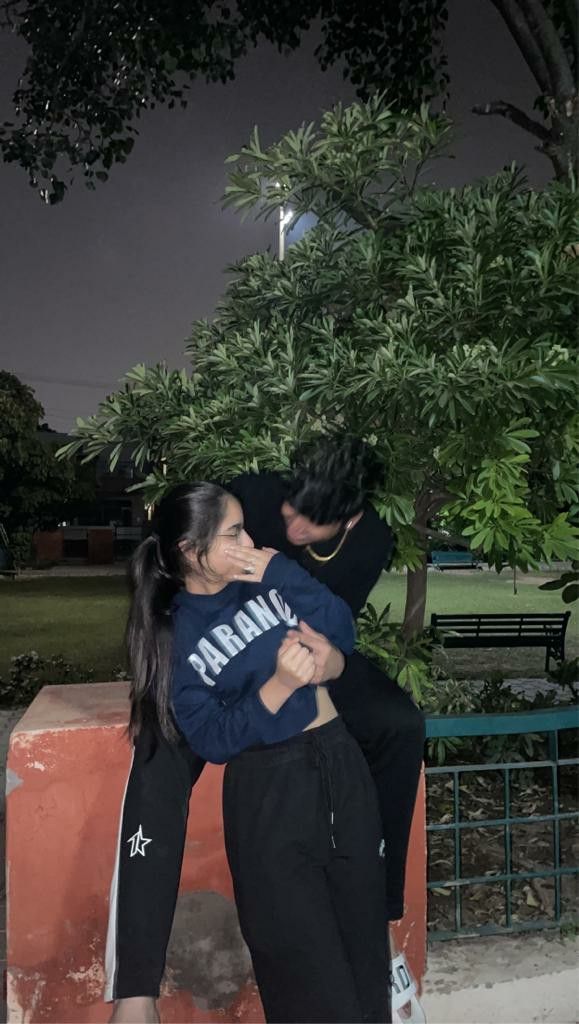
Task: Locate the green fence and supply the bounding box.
[425,705,579,940]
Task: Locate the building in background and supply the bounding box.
[35,432,147,564]
[37,431,146,528]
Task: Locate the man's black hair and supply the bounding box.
[284,436,381,525]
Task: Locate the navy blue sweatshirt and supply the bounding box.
[171,552,355,764]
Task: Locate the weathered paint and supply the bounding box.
[391,771,427,987]
[6,768,23,796]
[7,683,426,1021]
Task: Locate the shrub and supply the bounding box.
[0,651,93,707]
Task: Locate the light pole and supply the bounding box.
[275,180,293,261]
[278,204,293,262]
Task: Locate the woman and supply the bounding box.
[109,481,390,1024]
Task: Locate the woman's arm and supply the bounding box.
[172,641,317,764]
[229,551,356,655]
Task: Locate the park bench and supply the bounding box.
[431,611,571,671]
[431,550,481,570]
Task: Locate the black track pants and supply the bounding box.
[329,651,425,920]
[223,718,390,1024]
[105,725,205,1000]
[106,656,424,999]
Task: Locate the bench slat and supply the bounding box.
[432,613,568,621]
[436,618,561,626]
[430,611,570,669]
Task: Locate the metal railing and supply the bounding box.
[424,705,579,939]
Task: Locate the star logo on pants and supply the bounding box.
[127,825,152,858]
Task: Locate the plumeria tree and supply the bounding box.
[60,98,579,655]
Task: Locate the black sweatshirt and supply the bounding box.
[228,472,396,617]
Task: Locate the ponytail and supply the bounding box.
[126,533,180,741]
[125,481,229,744]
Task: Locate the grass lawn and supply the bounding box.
[0,568,575,683]
[0,576,128,680]
[370,568,577,679]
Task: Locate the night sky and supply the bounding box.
[0,0,551,432]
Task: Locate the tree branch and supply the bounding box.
[472,99,552,142]
[517,0,576,96]
[562,0,579,66]
[427,490,455,513]
[414,488,453,523]
[414,523,471,547]
[490,0,552,94]
[0,0,23,28]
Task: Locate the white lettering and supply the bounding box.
[234,609,263,642]
[188,652,215,687]
[198,638,230,676]
[245,596,279,632]
[269,589,298,626]
[211,624,246,657]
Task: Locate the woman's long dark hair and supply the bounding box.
[126,482,229,742]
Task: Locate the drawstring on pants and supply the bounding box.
[312,735,336,850]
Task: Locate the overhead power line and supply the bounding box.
[14,372,117,390]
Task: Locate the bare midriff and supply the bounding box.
[303,686,338,731]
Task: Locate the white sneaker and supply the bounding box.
[390,951,426,1023]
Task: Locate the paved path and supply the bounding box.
[422,931,579,1022]
[7,564,126,579]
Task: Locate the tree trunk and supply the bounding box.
[486,0,578,180]
[401,488,450,639]
[402,546,429,640]
[545,98,579,180]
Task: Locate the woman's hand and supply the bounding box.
[259,636,316,714]
[224,546,277,583]
[285,621,345,684]
[275,636,316,691]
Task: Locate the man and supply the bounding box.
[108,437,425,1023]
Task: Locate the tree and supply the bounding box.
[60,97,579,644]
[1,1,576,203]
[0,371,95,562]
[471,0,578,181]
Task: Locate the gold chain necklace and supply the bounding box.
[306,529,350,564]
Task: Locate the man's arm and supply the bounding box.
[172,648,318,764]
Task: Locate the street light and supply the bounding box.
[275,181,293,262]
[278,204,293,262]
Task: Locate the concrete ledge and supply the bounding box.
[6,683,427,1021]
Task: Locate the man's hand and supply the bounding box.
[285,621,345,684]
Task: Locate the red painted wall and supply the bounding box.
[87,529,114,565]
[32,530,64,564]
[6,683,426,1022]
